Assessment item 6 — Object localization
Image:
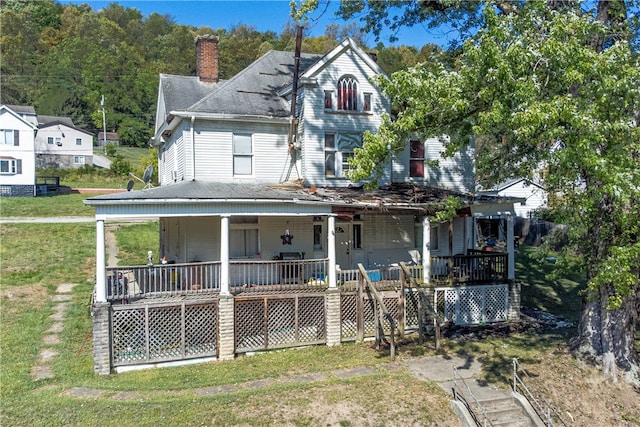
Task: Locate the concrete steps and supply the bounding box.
[471,396,534,427]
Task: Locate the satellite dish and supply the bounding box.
[126,180,134,192]
[142,165,154,184]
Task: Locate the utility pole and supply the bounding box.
[101,95,107,149]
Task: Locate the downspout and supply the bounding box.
[191,115,196,181]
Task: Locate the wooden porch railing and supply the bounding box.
[430,251,507,285]
[105,258,330,301]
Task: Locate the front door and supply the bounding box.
[335,222,351,269]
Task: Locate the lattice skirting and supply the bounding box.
[111,299,218,366]
[234,294,326,352]
[434,284,509,326]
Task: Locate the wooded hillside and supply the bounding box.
[0,0,438,147]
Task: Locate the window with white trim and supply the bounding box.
[74,156,85,165]
[232,133,253,176]
[55,137,62,146]
[48,137,54,144]
[76,138,82,146]
[324,90,333,109]
[410,138,425,178]
[0,158,21,174]
[363,93,372,111]
[325,133,361,178]
[337,75,358,111]
[1,130,18,145]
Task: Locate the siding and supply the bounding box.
[0,110,36,187]
[300,49,390,187]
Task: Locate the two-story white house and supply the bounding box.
[35,115,94,169]
[85,36,518,374]
[0,105,38,197]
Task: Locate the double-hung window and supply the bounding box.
[233,133,253,176]
[76,138,82,146]
[410,138,425,178]
[325,133,361,178]
[1,129,18,146]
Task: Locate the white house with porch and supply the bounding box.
[85,36,519,374]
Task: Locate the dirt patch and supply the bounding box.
[0,285,49,315]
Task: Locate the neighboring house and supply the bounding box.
[0,105,37,197]
[35,115,94,168]
[97,131,119,146]
[481,178,548,218]
[85,36,519,374]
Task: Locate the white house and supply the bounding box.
[35,115,94,169]
[482,178,547,218]
[0,105,37,197]
[84,36,518,374]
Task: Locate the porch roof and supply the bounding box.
[84,181,515,217]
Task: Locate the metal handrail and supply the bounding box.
[452,367,490,427]
[512,358,567,427]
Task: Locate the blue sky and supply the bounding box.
[58,0,453,47]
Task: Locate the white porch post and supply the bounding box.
[422,216,431,284]
[220,215,230,295]
[95,218,106,303]
[328,215,337,288]
[506,214,515,280]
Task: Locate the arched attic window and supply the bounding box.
[337,75,358,111]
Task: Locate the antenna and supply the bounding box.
[129,165,154,189]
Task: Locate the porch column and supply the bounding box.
[95,218,106,303]
[506,214,515,280]
[327,215,337,288]
[220,215,230,295]
[422,216,431,284]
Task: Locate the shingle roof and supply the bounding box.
[37,115,75,127]
[5,104,36,115]
[161,51,322,117]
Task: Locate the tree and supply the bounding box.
[297,1,640,384]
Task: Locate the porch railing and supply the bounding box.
[105,258,330,301]
[431,251,507,285]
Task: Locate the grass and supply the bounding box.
[1,198,636,425]
[0,194,95,217]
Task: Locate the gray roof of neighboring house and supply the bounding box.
[161,51,323,117]
[38,115,74,127]
[4,104,36,115]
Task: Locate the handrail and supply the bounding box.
[452,367,490,427]
[513,358,566,427]
[399,262,443,349]
[357,263,396,360]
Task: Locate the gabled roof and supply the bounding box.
[38,119,94,136]
[159,74,222,114]
[0,105,38,129]
[489,178,547,192]
[4,104,36,115]
[37,115,74,127]
[301,38,387,80]
[187,50,322,117]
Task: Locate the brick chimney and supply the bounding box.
[195,35,219,83]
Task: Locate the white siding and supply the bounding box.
[300,49,390,187]
[163,217,219,263]
[498,182,547,218]
[0,109,36,187]
[394,136,475,193]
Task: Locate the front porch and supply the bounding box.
[103,251,509,302]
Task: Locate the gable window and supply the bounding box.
[337,76,358,111]
[0,158,21,174]
[324,91,333,109]
[363,93,372,111]
[74,156,85,165]
[48,137,54,144]
[410,138,425,178]
[1,130,18,146]
[325,133,361,178]
[233,133,253,176]
[55,137,62,146]
[76,138,82,146]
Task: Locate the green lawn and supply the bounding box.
[2,200,628,426]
